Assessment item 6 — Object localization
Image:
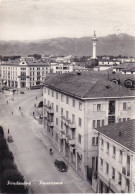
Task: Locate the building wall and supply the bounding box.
[43,85,135,181]
[97,133,135,193]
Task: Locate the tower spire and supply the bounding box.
[92,31,97,59]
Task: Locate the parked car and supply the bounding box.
[54,159,68,172]
[7,135,13,143]
[20,91,25,94]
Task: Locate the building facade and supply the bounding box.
[95,120,135,193]
[1,61,50,88]
[43,72,135,181]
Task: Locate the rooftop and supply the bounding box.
[44,72,135,99]
[95,119,135,152]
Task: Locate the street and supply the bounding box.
[0,89,92,193]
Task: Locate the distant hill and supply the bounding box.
[0,33,135,56]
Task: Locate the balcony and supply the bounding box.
[69,121,76,129]
[47,121,54,127]
[69,138,75,145]
[60,131,66,140]
[44,105,54,114]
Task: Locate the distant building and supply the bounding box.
[94,65,112,71]
[43,72,135,181]
[1,61,50,88]
[95,120,135,193]
[50,63,73,74]
[20,56,35,62]
[99,59,120,66]
[73,65,89,72]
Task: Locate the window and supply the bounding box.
[106,163,109,174]
[48,89,50,95]
[78,118,82,127]
[101,138,104,148]
[56,105,58,112]
[112,167,115,180]
[66,96,69,104]
[106,142,109,154]
[78,134,81,144]
[52,91,54,97]
[72,99,75,107]
[66,111,68,119]
[123,102,127,111]
[56,118,58,125]
[72,114,75,122]
[97,120,100,128]
[100,158,103,170]
[61,121,63,129]
[123,118,126,122]
[93,120,96,128]
[61,108,63,115]
[55,133,58,141]
[119,150,123,163]
[96,137,98,145]
[51,103,54,109]
[102,120,104,126]
[113,146,116,158]
[127,155,130,176]
[92,137,98,146]
[97,104,101,111]
[92,137,95,145]
[56,92,58,99]
[61,94,64,102]
[118,173,122,185]
[79,102,82,110]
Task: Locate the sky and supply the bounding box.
[0,0,135,40]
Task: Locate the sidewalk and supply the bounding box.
[37,129,94,193]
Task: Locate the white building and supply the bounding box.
[1,61,50,88]
[95,119,135,193]
[43,72,135,181]
[50,63,73,74]
[99,59,120,66]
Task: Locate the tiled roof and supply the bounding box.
[44,72,135,98]
[95,119,135,152]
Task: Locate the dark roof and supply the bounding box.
[44,72,135,98]
[95,119,135,152]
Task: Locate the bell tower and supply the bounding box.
[92,31,97,59]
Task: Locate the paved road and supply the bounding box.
[0,90,83,193]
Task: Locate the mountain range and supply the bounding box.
[0,33,135,57]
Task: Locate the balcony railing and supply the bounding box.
[60,131,66,139]
[47,121,54,127]
[69,121,76,129]
[44,105,54,114]
[69,138,75,145]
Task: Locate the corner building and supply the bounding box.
[43,72,135,180]
[1,61,50,88]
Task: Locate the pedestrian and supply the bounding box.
[8,129,9,134]
[7,101,8,104]
[12,111,13,115]
[35,96,37,100]
[34,104,36,108]
[33,112,35,116]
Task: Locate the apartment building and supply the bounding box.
[95,120,135,193]
[1,60,50,88]
[43,72,135,180]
